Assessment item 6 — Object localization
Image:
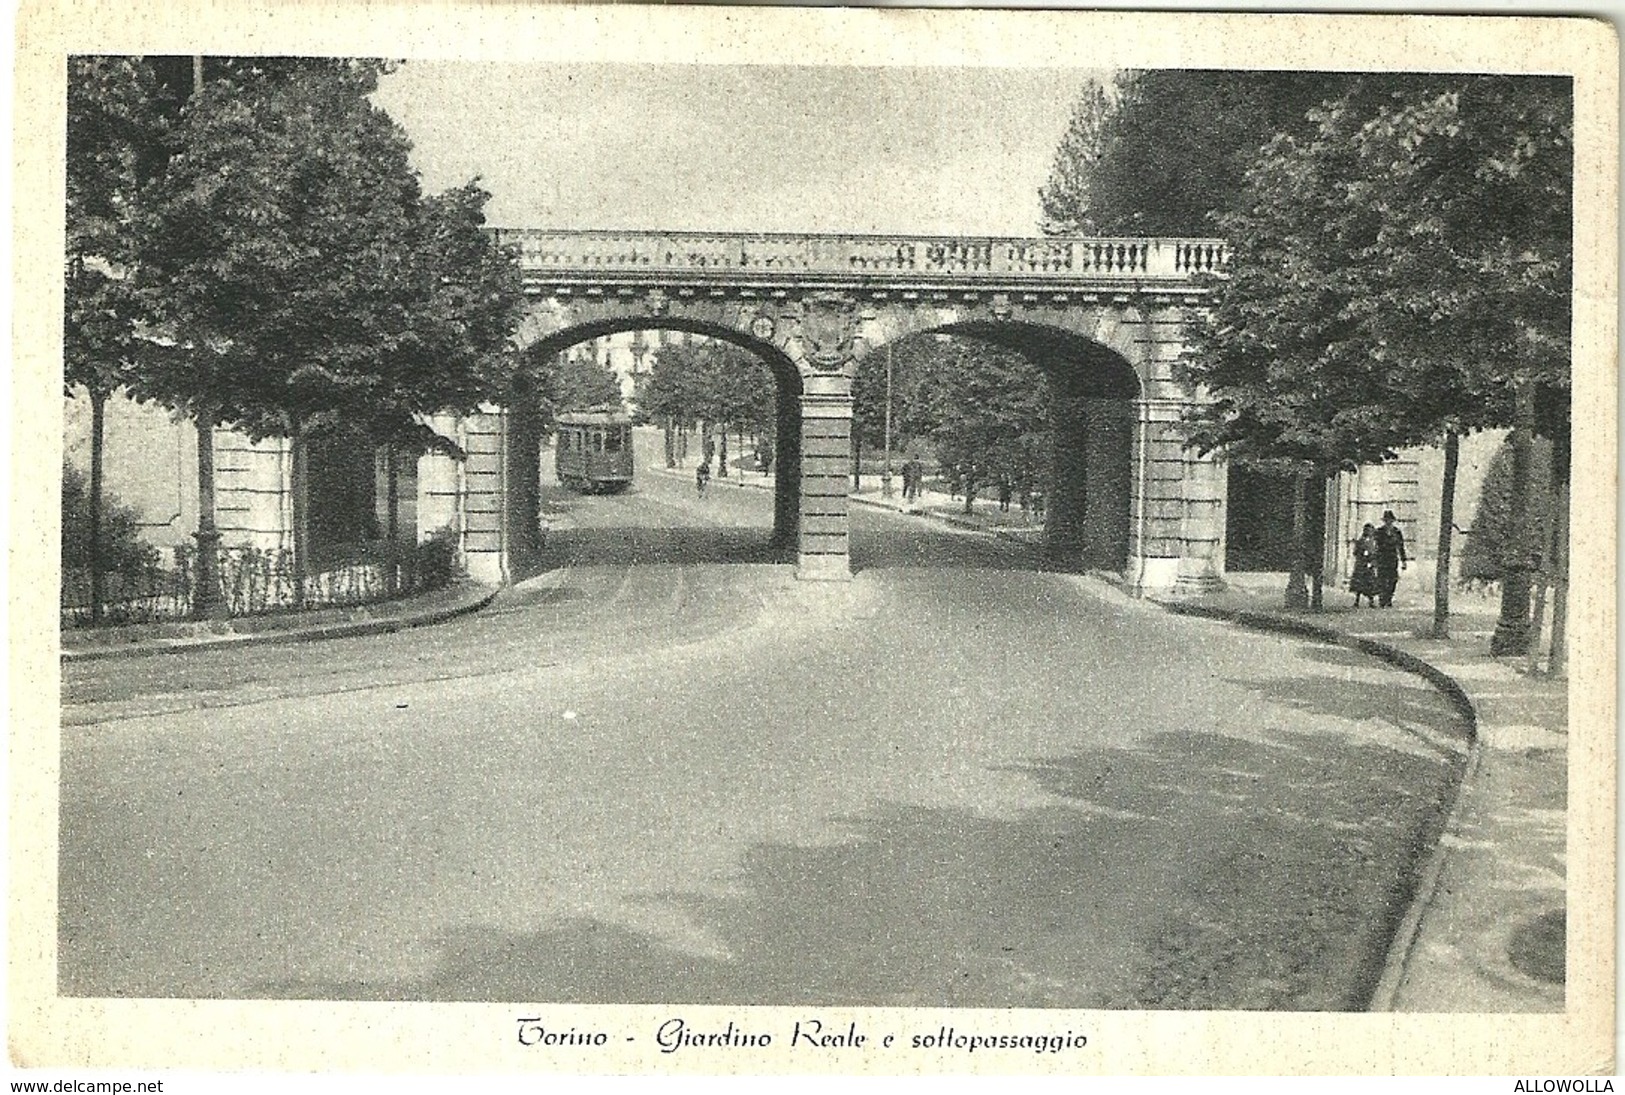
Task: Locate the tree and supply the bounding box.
[1038,79,1115,235]
[850,348,893,491]
[136,59,522,601]
[642,337,775,473]
[897,338,1048,514]
[1340,77,1570,639]
[1344,79,1571,648]
[555,352,624,412]
[366,179,524,567]
[61,463,155,582]
[643,340,705,466]
[1181,76,1571,623]
[1050,70,1354,238]
[66,56,169,620]
[1461,437,1555,583]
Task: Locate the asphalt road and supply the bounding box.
[60,461,1471,1008]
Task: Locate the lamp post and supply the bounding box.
[189,53,225,620]
[881,342,894,499]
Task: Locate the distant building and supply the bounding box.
[571,328,691,412]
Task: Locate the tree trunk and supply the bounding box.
[1547,476,1570,676]
[664,416,675,468]
[853,432,862,493]
[1285,471,1309,610]
[1430,430,1460,639]
[1308,472,1326,611]
[289,419,310,608]
[718,426,728,478]
[1545,414,1571,676]
[192,407,225,619]
[385,442,400,596]
[186,61,225,621]
[88,388,106,623]
[1491,384,1536,655]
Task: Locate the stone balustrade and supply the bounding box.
[492,229,1227,285]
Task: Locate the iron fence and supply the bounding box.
[61,532,461,628]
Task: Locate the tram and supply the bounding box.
[554,408,634,493]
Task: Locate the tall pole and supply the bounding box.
[189,54,226,619]
[1491,380,1536,655]
[881,342,894,499]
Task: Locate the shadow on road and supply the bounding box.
[517,519,1057,575]
[1220,657,1473,762]
[248,725,1464,1011]
[527,527,790,571]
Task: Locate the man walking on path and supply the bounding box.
[1375,509,1408,607]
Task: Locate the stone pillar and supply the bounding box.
[1323,470,1358,586]
[417,412,462,543]
[213,428,292,551]
[460,406,507,585]
[1127,399,1186,593]
[1174,444,1226,593]
[796,371,853,581]
[505,394,545,565]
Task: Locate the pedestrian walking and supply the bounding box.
[695,461,710,499]
[1374,510,1408,607]
[1349,523,1379,608]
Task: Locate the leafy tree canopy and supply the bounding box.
[130,57,523,446]
[1180,74,1572,471]
[66,56,169,401]
[1042,70,1355,238]
[892,336,1050,496]
[642,337,776,435]
[556,352,625,413]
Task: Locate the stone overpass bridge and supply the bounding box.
[446,228,1231,588]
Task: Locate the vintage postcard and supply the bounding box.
[11,2,1617,1083]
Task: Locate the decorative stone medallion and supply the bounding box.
[799,292,859,371]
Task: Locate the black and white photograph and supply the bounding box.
[11,2,1617,1083]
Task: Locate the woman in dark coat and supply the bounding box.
[1349,523,1379,608]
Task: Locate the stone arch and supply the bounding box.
[869,318,1143,574]
[502,311,806,573]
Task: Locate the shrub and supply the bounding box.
[61,462,158,576]
[413,526,462,592]
[1460,436,1555,583]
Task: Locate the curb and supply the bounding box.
[653,463,1037,540]
[59,584,502,662]
[848,491,1028,536]
[1150,596,1483,1013]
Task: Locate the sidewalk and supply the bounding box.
[850,480,1046,542]
[1150,572,1568,1012]
[59,579,500,661]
